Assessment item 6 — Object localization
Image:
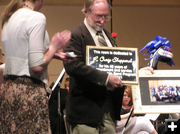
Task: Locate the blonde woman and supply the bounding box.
[0,0,71,133]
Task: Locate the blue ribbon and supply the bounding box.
[139,36,171,54]
[139,36,175,67]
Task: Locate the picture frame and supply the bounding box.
[86,46,139,85]
[132,70,180,114]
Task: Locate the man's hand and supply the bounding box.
[107,74,122,89]
[139,66,154,74]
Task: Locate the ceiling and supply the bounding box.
[0,0,180,6]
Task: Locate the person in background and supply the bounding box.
[116,86,158,134]
[0,0,71,133]
[48,78,69,134]
[64,77,70,91]
[63,0,125,134]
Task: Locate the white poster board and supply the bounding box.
[133,70,180,114]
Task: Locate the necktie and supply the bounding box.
[97,31,107,46]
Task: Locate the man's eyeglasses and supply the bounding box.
[93,14,111,21]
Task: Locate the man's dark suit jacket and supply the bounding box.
[63,22,125,127]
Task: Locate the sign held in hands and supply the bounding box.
[86,46,139,84]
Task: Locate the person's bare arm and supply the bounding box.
[31,30,71,73]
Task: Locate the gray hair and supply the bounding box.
[81,0,111,13]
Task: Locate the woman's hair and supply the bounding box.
[124,85,133,106]
[1,0,36,27]
[82,0,111,13]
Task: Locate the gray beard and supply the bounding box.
[87,16,105,31]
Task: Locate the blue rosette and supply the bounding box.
[139,36,175,69]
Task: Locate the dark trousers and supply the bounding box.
[48,88,68,134]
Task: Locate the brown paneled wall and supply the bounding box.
[1,0,180,6]
[0,2,180,86]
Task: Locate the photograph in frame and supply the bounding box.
[132,70,180,114]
